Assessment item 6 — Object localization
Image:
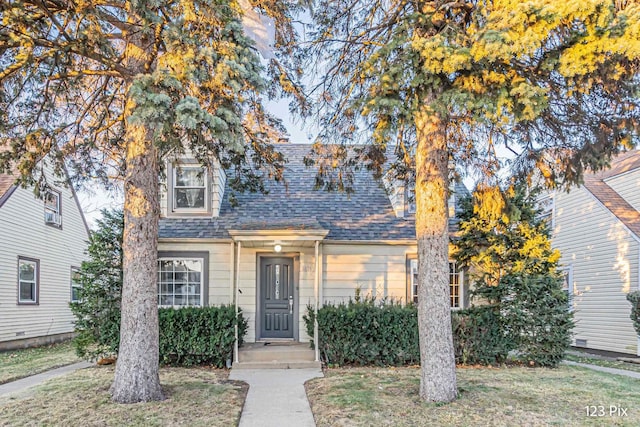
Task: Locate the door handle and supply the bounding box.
[289,296,293,314]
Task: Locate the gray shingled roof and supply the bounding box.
[159,144,468,241]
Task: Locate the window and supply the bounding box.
[536,193,554,228]
[44,190,61,227]
[559,266,573,311]
[158,258,204,307]
[173,165,207,210]
[406,185,416,214]
[409,258,462,308]
[70,267,82,303]
[18,257,39,304]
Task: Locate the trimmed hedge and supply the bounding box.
[304,299,508,366]
[304,298,419,366]
[452,305,511,365]
[159,305,248,367]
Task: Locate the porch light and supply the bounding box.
[274,244,282,253]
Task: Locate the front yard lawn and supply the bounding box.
[0,366,247,427]
[306,366,640,426]
[0,341,80,384]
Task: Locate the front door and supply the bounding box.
[260,257,294,339]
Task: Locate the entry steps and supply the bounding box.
[233,342,321,369]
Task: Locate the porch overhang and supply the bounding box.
[230,225,327,364]
[228,228,329,248]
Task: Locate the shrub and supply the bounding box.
[159,306,248,367]
[304,299,509,366]
[452,305,511,365]
[627,291,640,335]
[304,297,419,366]
[499,273,573,367]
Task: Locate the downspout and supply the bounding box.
[314,240,320,363]
[234,241,242,364]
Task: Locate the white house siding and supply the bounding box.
[322,243,415,304]
[0,179,89,346]
[157,240,419,343]
[553,188,639,355]
[605,170,640,213]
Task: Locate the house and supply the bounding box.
[546,150,640,356]
[0,163,90,350]
[158,144,469,353]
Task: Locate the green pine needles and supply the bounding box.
[455,184,574,367]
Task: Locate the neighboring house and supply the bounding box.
[0,163,90,350]
[546,150,640,355]
[158,144,469,345]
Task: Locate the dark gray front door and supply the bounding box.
[260,257,294,339]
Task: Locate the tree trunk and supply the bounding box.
[414,106,457,402]
[111,95,164,403]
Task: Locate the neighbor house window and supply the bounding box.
[70,267,82,303]
[408,258,462,308]
[536,193,555,228]
[559,266,573,311]
[44,190,62,227]
[173,165,207,211]
[158,258,203,307]
[18,257,39,304]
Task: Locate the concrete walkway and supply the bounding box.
[563,360,640,379]
[0,361,93,398]
[229,368,323,427]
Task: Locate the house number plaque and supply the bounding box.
[275,265,280,299]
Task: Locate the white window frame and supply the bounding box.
[559,265,573,312]
[70,267,82,303]
[536,193,555,229]
[409,258,463,309]
[44,190,62,227]
[172,164,208,212]
[157,258,204,307]
[18,257,39,304]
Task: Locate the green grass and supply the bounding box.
[0,341,81,384]
[306,366,640,426]
[0,366,247,427]
[565,353,640,374]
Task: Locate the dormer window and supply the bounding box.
[44,190,61,227]
[406,186,456,217]
[173,165,207,211]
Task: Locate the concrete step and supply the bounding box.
[238,342,316,363]
[232,360,321,370]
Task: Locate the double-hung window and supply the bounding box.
[173,166,207,211]
[70,267,82,303]
[18,257,39,304]
[158,258,204,307]
[44,190,61,227]
[409,258,462,308]
[559,266,573,311]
